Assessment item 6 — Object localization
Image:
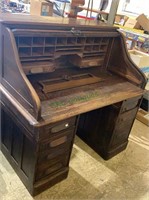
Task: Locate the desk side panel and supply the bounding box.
[0,25,41,120]
[107,33,147,89]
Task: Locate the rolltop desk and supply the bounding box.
[0,14,147,195]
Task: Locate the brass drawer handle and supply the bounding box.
[65,123,69,128]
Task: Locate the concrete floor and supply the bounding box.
[0,119,149,200]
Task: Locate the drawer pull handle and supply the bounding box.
[51,123,70,133]
[50,136,67,147]
[65,123,69,127]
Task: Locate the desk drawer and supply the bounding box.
[117,107,137,128]
[36,152,69,181]
[111,107,138,147]
[38,143,71,163]
[39,117,77,141]
[39,128,75,152]
[121,96,141,113]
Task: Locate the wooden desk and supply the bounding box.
[0,14,147,196]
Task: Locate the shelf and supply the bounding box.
[15,35,111,73]
[18,37,32,47]
[32,47,44,56]
[19,47,31,57]
[33,37,44,46]
[16,35,110,58]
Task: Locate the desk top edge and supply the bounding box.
[0,13,118,30]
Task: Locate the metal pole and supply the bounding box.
[86,0,91,18]
[107,0,120,25]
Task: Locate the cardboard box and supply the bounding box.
[129,50,149,68]
[124,18,140,29]
[71,0,85,7]
[115,15,128,25]
[30,0,53,16]
[137,14,149,32]
[136,109,149,127]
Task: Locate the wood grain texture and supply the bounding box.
[40,73,143,124]
[0,13,117,30]
[39,74,102,93]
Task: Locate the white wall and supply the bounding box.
[117,0,149,17]
[80,0,149,18]
[83,0,112,12]
[63,0,149,18]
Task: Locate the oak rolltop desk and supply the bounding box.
[0,14,147,196]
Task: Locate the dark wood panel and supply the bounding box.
[110,107,138,147]
[11,126,23,165]
[21,136,36,178]
[78,104,120,145]
[77,102,129,160]
[1,109,13,152]
[1,107,36,194]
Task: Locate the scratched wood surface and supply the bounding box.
[40,73,144,124]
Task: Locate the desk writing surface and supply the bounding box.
[39,73,143,124]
